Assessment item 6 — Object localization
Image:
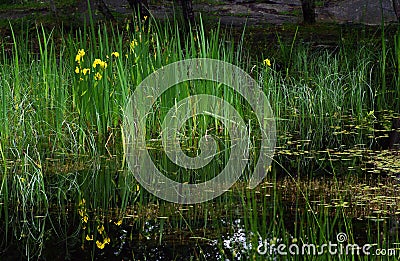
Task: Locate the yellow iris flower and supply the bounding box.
[263,58,271,67]
[82,68,90,75]
[75,49,85,63]
[94,72,102,81]
[93,59,107,69]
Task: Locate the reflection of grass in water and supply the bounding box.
[1,155,399,259]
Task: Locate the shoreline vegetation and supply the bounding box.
[0,1,399,259]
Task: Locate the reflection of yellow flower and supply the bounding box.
[86,235,93,241]
[263,58,271,67]
[75,67,80,74]
[130,39,138,50]
[95,237,110,249]
[96,240,105,249]
[97,225,104,234]
[94,72,102,81]
[111,52,119,58]
[82,68,90,75]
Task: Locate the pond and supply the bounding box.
[1,145,399,260]
[1,108,400,260]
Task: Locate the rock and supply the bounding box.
[318,0,398,24]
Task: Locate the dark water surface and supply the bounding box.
[1,143,399,260]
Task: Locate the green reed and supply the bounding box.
[260,37,389,175]
[394,26,400,112]
[1,17,394,162]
